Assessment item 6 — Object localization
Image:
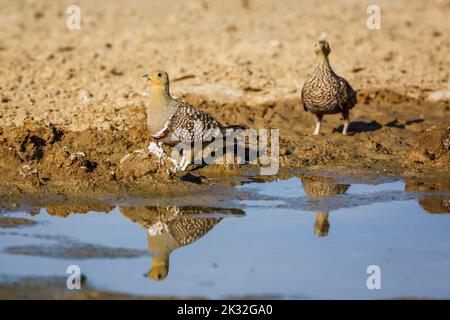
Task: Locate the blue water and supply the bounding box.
[0,175,450,299]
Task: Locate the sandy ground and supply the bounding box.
[0,0,449,196]
[0,0,449,129]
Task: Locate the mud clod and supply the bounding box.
[117,149,176,183]
[414,126,450,161]
[0,120,178,195]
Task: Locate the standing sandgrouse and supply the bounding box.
[143,71,247,146]
[301,41,357,135]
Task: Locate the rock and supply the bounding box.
[414,126,450,161]
[427,90,450,102]
[78,90,93,102]
[269,40,283,49]
[18,164,38,177]
[116,143,188,183]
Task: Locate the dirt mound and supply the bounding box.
[116,144,184,183]
[0,120,177,194]
[412,126,450,162]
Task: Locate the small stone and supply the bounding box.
[269,40,283,48]
[427,90,450,102]
[110,68,123,76]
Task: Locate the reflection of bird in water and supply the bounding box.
[314,211,330,237]
[301,175,350,237]
[120,205,244,281]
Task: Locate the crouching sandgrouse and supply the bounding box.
[301,41,357,135]
[143,71,247,146]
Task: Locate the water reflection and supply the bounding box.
[3,173,450,299]
[300,175,350,237]
[120,205,245,281]
[405,178,450,214]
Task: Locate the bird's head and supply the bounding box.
[145,257,169,281]
[314,40,331,56]
[143,70,169,87]
[314,211,330,237]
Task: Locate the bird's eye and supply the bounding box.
[157,73,162,77]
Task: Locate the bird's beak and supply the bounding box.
[143,73,149,79]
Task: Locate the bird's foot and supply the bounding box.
[174,155,190,171]
[148,142,165,158]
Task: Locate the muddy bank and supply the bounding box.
[0,275,204,300]
[0,119,213,199]
[0,117,448,200]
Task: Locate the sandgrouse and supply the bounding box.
[301,41,357,135]
[143,71,247,146]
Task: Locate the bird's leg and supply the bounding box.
[313,114,323,136]
[184,142,197,164]
[342,111,350,135]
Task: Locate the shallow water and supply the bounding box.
[1,174,450,299]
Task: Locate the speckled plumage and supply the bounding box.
[120,205,245,281]
[156,101,225,143]
[120,205,227,246]
[301,41,357,135]
[143,71,246,146]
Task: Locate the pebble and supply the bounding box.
[427,90,450,102]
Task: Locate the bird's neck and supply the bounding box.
[150,85,171,107]
[147,233,177,258]
[147,85,174,134]
[151,255,169,266]
[316,54,333,73]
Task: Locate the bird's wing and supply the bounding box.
[167,101,223,141]
[337,77,357,111]
[301,86,308,111]
[168,217,222,247]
